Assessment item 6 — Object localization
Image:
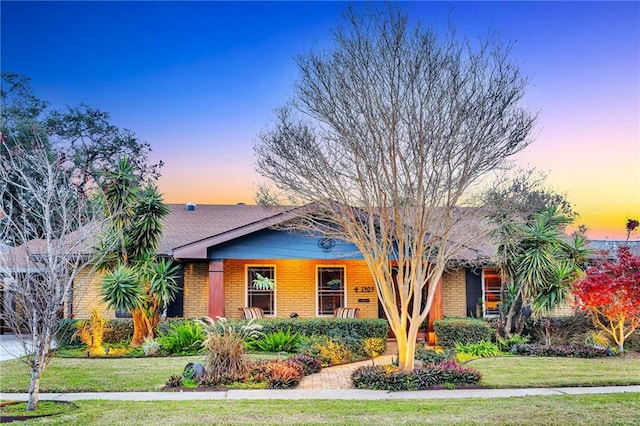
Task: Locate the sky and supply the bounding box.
[1,1,639,240]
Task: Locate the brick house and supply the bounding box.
[72,203,500,331]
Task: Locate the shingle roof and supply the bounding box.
[158,204,293,256]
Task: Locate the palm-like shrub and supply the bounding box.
[246,327,300,352]
[158,320,206,355]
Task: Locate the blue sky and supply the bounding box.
[2,1,639,239]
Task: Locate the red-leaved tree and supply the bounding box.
[572,246,640,352]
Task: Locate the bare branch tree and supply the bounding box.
[255,5,536,370]
[0,135,104,410]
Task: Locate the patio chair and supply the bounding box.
[333,307,360,319]
[239,307,265,320]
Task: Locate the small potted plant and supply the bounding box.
[327,278,342,290]
[252,273,275,290]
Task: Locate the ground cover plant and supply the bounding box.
[351,359,482,391]
[2,395,638,425]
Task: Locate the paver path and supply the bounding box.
[299,339,398,389]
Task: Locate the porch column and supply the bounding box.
[208,259,225,318]
[427,276,443,345]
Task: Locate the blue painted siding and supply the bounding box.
[207,229,364,260]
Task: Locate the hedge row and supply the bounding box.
[434,317,494,347]
[252,318,389,340]
[55,318,135,347]
[55,317,389,348]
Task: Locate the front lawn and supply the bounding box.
[0,353,285,393]
[470,356,640,388]
[1,354,639,393]
[2,395,640,425]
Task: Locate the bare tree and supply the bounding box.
[255,5,535,370]
[0,136,104,410]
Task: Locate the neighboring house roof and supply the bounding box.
[587,240,640,258]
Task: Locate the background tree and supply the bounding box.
[93,157,178,346]
[0,135,104,411]
[492,206,590,339]
[572,246,640,353]
[625,218,639,242]
[1,72,162,245]
[482,170,590,338]
[255,5,535,371]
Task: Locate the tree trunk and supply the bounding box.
[131,309,152,347]
[616,321,625,353]
[27,370,41,411]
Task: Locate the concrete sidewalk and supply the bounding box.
[2,386,639,401]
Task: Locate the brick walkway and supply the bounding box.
[298,339,398,390]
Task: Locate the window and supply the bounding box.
[317,266,345,315]
[247,266,275,315]
[483,269,501,317]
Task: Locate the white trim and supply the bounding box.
[482,268,501,319]
[245,264,277,317]
[315,265,347,317]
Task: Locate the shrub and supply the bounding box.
[158,320,206,355]
[510,343,610,358]
[103,319,134,344]
[351,360,481,390]
[625,332,640,352]
[247,327,300,353]
[165,375,183,388]
[266,360,305,389]
[253,318,389,340]
[427,359,482,387]
[142,337,161,356]
[286,354,322,375]
[201,317,262,385]
[54,318,81,348]
[415,346,452,365]
[455,340,501,358]
[249,360,305,389]
[496,333,530,351]
[434,317,494,347]
[351,365,415,391]
[362,337,387,358]
[297,336,354,366]
[524,313,594,346]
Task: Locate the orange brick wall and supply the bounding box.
[182,262,209,318]
[72,269,115,319]
[223,259,379,320]
[73,260,478,321]
[442,269,468,317]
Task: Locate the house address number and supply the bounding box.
[354,286,375,293]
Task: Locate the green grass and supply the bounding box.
[0,353,288,392]
[1,354,639,393]
[3,395,639,425]
[470,356,640,388]
[0,401,77,418]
